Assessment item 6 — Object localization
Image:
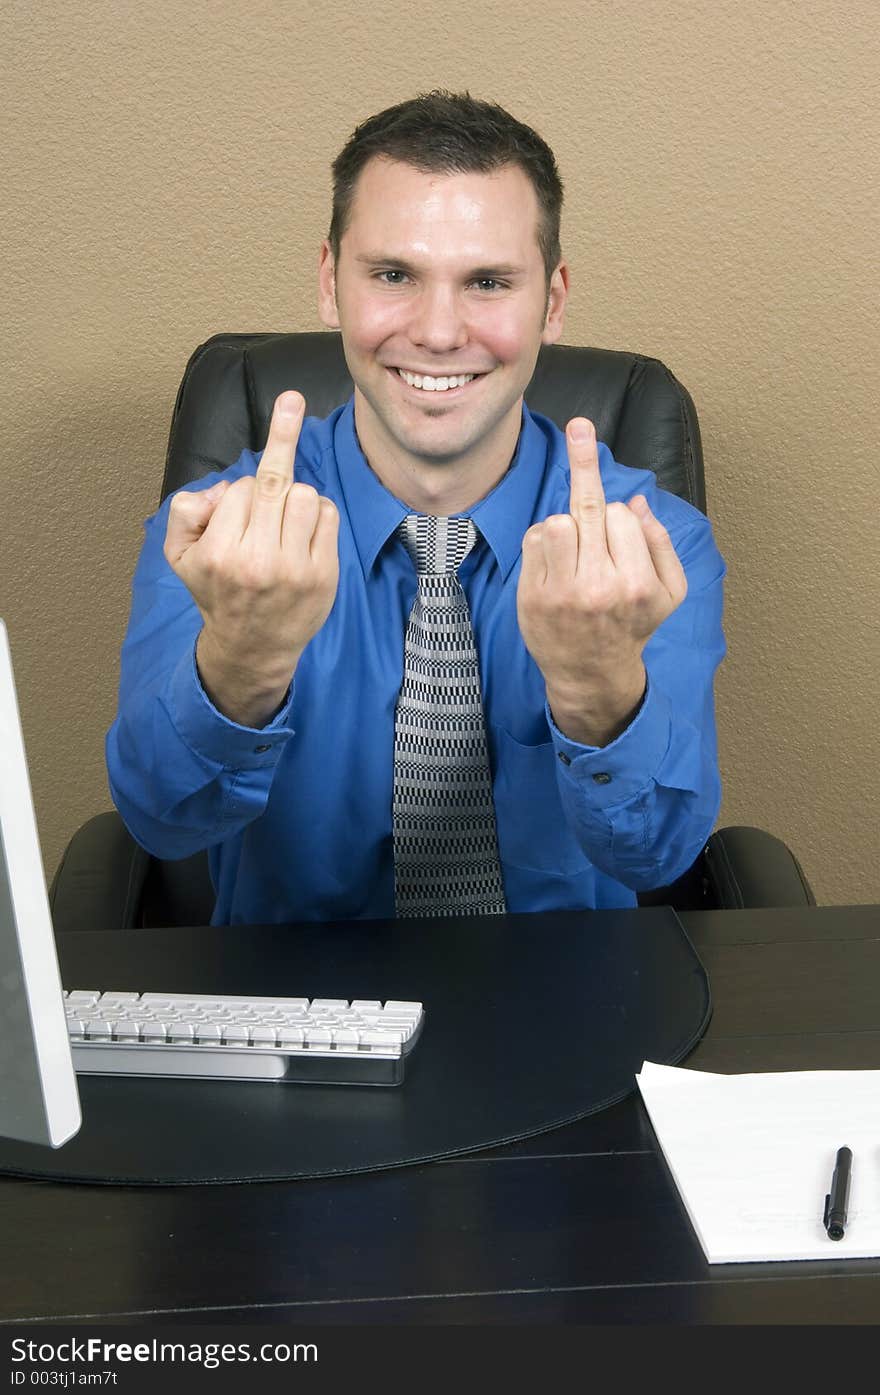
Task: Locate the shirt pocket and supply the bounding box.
[490,724,587,876]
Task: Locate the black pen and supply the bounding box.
[823,1146,853,1240]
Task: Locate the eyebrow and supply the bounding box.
[353,253,527,278]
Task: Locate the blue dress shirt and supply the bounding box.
[106,399,726,924]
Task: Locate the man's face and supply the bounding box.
[318,156,567,494]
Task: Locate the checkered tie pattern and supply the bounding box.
[393,514,507,917]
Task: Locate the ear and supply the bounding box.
[317,240,340,328]
[541,260,569,346]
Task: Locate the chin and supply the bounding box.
[399,436,471,466]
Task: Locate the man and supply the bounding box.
[107,90,726,924]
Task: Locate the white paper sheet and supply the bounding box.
[635,1061,880,1263]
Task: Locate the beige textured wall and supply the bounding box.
[2,0,878,905]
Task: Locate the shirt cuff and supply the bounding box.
[166,641,295,770]
[545,679,671,808]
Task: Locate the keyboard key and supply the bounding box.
[332,1028,361,1048]
[360,1028,402,1049]
[278,1025,305,1047]
[250,1026,279,1048]
[195,1023,223,1045]
[221,1024,249,1046]
[304,1026,332,1048]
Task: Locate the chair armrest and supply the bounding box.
[638,824,816,911]
[702,826,816,909]
[49,811,150,932]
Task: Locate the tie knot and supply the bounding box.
[397,514,479,575]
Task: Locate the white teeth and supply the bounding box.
[397,369,477,391]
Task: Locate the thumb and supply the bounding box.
[163,479,230,567]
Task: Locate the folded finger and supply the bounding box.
[604,499,652,575]
[540,513,579,587]
[629,496,688,602]
[309,496,340,568]
[280,482,323,561]
[520,523,548,588]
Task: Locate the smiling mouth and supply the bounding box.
[392,367,486,394]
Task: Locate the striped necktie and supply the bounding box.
[392,514,507,917]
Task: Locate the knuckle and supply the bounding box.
[559,579,582,607]
[626,582,653,609]
[239,557,275,592]
[605,501,630,524]
[287,483,322,523]
[583,580,615,611]
[218,475,253,507]
[289,482,319,503]
[168,490,195,518]
[543,592,570,620]
[621,570,652,604]
[283,553,313,589]
[576,496,604,516]
[255,470,290,499]
[198,548,223,579]
[561,583,587,615]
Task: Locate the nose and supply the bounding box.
[407,282,469,355]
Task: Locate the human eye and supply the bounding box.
[471,277,508,292]
[374,269,410,285]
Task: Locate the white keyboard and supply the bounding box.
[64,990,425,1086]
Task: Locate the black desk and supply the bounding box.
[1,904,878,1326]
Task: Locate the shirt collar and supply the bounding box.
[468,405,549,579]
[333,399,407,576]
[333,397,550,580]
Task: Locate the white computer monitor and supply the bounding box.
[0,618,81,1147]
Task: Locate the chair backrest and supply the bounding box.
[161,332,707,512]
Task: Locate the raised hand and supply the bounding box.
[516,417,687,747]
[164,391,339,726]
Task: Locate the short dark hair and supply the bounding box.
[329,89,564,287]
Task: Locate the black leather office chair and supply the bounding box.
[49,332,815,930]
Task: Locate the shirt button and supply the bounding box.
[253,743,272,754]
[557,751,571,766]
[592,771,612,785]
